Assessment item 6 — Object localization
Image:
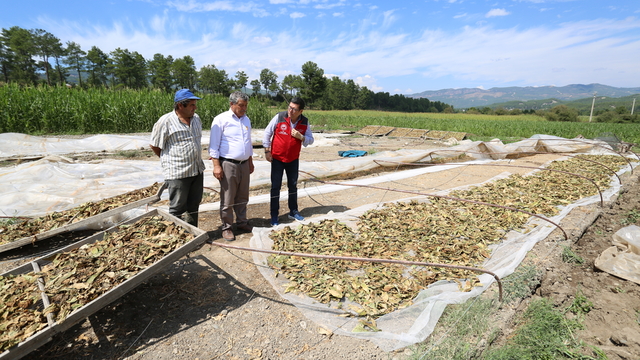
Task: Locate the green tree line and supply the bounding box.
[0,26,452,113]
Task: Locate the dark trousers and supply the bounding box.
[270,158,299,218]
[166,172,203,227]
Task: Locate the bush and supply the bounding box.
[597,111,640,124]
[596,110,620,123]
[544,105,579,122]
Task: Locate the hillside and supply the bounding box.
[484,94,639,114]
[409,83,640,109]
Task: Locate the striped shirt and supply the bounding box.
[150,111,206,180]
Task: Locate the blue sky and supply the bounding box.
[2,0,639,94]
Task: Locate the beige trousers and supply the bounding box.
[219,160,250,231]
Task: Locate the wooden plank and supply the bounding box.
[0,209,208,360]
[387,127,414,137]
[370,126,395,136]
[355,125,382,136]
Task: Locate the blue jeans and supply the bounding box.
[270,158,299,219]
[166,172,203,226]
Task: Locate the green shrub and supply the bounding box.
[544,105,580,122]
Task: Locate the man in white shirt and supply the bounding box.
[209,91,254,241]
[150,89,206,226]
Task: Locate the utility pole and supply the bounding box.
[632,98,636,115]
[589,93,597,123]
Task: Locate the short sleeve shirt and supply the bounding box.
[150,111,206,180]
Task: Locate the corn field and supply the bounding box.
[1,85,638,147]
[0,84,273,134]
[307,110,640,145]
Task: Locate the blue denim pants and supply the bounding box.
[270,158,299,219]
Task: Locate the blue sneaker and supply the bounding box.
[288,211,304,221]
[270,217,280,227]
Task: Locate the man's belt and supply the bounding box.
[219,157,248,164]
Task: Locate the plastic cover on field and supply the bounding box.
[0,134,624,218]
[250,157,637,352]
[595,225,640,285]
[0,131,636,350]
[0,130,339,158]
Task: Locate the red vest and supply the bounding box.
[271,111,309,163]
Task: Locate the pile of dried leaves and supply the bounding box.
[42,215,193,323]
[0,215,193,350]
[0,183,162,245]
[268,155,628,319]
[0,274,47,352]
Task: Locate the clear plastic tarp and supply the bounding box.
[595,225,640,284]
[0,133,619,218]
[251,157,637,351]
[1,132,636,351]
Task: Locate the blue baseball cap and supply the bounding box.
[174,89,201,102]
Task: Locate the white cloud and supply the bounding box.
[395,88,413,94]
[150,12,168,33]
[30,7,640,93]
[333,12,344,17]
[354,75,382,91]
[290,12,306,19]
[252,36,273,45]
[486,8,510,17]
[382,10,397,28]
[167,1,269,17]
[314,0,347,10]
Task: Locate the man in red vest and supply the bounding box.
[262,97,314,226]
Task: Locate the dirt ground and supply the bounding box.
[6,134,640,359]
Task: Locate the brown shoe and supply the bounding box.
[222,229,235,241]
[236,223,253,233]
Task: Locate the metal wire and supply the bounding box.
[210,241,503,301]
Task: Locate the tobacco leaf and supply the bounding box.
[267,155,627,318]
[0,183,162,245]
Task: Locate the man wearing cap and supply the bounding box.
[209,91,254,241]
[150,89,206,227]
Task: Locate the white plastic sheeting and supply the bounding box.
[0,132,338,217]
[0,133,152,158]
[595,225,640,284]
[0,130,339,158]
[1,131,636,350]
[250,160,636,352]
[0,134,625,218]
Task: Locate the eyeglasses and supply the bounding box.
[288,106,300,112]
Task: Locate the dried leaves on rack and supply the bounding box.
[41,215,193,323]
[0,214,194,350]
[0,183,162,245]
[0,274,47,352]
[268,155,628,320]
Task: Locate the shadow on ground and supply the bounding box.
[28,254,289,359]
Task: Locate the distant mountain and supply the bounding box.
[408,84,640,109]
